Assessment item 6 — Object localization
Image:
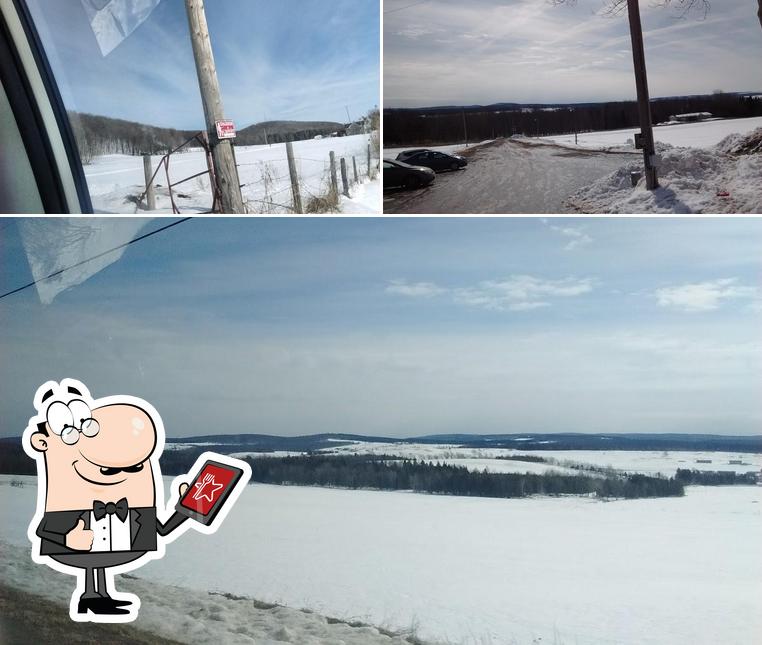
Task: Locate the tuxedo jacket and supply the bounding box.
[36,507,182,556]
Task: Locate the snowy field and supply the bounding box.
[318,441,762,477]
[84,134,380,214]
[542,117,762,150]
[3,474,760,645]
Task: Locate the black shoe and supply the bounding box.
[77,597,131,615]
[97,594,132,607]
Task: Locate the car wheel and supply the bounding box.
[450,161,460,171]
[403,176,421,190]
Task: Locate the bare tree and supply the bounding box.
[555,1,761,30]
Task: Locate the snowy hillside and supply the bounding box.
[84,134,379,214]
[0,541,419,645]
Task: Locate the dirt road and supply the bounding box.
[384,139,638,214]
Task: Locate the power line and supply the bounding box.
[0,217,192,302]
[384,0,429,14]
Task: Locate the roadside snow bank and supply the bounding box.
[569,128,762,213]
[0,541,422,645]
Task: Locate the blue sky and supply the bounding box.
[1,218,761,439]
[384,0,762,107]
[26,0,379,127]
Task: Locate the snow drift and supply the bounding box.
[0,540,421,645]
[568,128,762,214]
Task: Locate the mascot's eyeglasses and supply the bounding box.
[46,400,101,445]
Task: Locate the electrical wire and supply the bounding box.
[0,217,192,302]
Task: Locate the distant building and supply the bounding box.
[346,116,372,137]
[669,112,713,123]
[696,459,712,464]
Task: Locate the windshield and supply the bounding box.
[23,0,380,214]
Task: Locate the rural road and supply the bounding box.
[384,139,638,214]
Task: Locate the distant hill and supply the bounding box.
[2,432,760,477]
[236,120,346,146]
[384,92,762,146]
[68,112,348,164]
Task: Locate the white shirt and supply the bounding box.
[89,510,132,552]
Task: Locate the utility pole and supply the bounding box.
[184,0,245,213]
[462,109,468,145]
[626,0,659,190]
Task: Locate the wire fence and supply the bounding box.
[134,136,380,214]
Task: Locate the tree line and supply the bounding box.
[675,469,759,486]
[69,112,197,164]
[242,454,684,500]
[384,93,762,146]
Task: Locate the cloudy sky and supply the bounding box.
[384,0,762,107]
[1,217,761,439]
[26,0,379,127]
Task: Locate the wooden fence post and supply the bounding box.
[367,144,371,177]
[352,156,359,184]
[329,151,338,197]
[285,141,303,214]
[143,154,156,210]
[340,158,350,197]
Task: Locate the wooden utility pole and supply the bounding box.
[626,0,659,190]
[184,0,245,213]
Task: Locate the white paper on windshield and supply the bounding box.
[19,218,153,304]
[81,0,163,57]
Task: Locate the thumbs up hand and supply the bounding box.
[65,519,94,551]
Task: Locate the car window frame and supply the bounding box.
[0,0,92,213]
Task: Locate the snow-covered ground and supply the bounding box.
[319,442,762,477]
[3,474,760,645]
[341,175,381,214]
[385,119,761,214]
[84,134,380,214]
[0,539,417,645]
[568,128,762,213]
[542,117,762,150]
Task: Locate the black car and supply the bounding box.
[396,149,468,172]
[383,158,435,190]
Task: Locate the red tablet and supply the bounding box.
[175,459,245,525]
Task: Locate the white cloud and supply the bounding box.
[387,274,594,311]
[547,223,593,251]
[655,278,758,313]
[386,280,447,298]
[455,275,594,311]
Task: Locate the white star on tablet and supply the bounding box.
[192,473,224,503]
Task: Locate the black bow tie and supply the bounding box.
[93,498,129,522]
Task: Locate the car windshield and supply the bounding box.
[23,0,380,214]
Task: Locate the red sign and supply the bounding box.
[216,120,237,140]
[180,463,237,516]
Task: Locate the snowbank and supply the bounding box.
[568,128,762,213]
[0,540,422,645]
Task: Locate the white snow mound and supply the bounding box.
[569,128,762,213]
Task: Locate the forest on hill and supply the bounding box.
[68,113,350,164]
[384,93,762,146]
